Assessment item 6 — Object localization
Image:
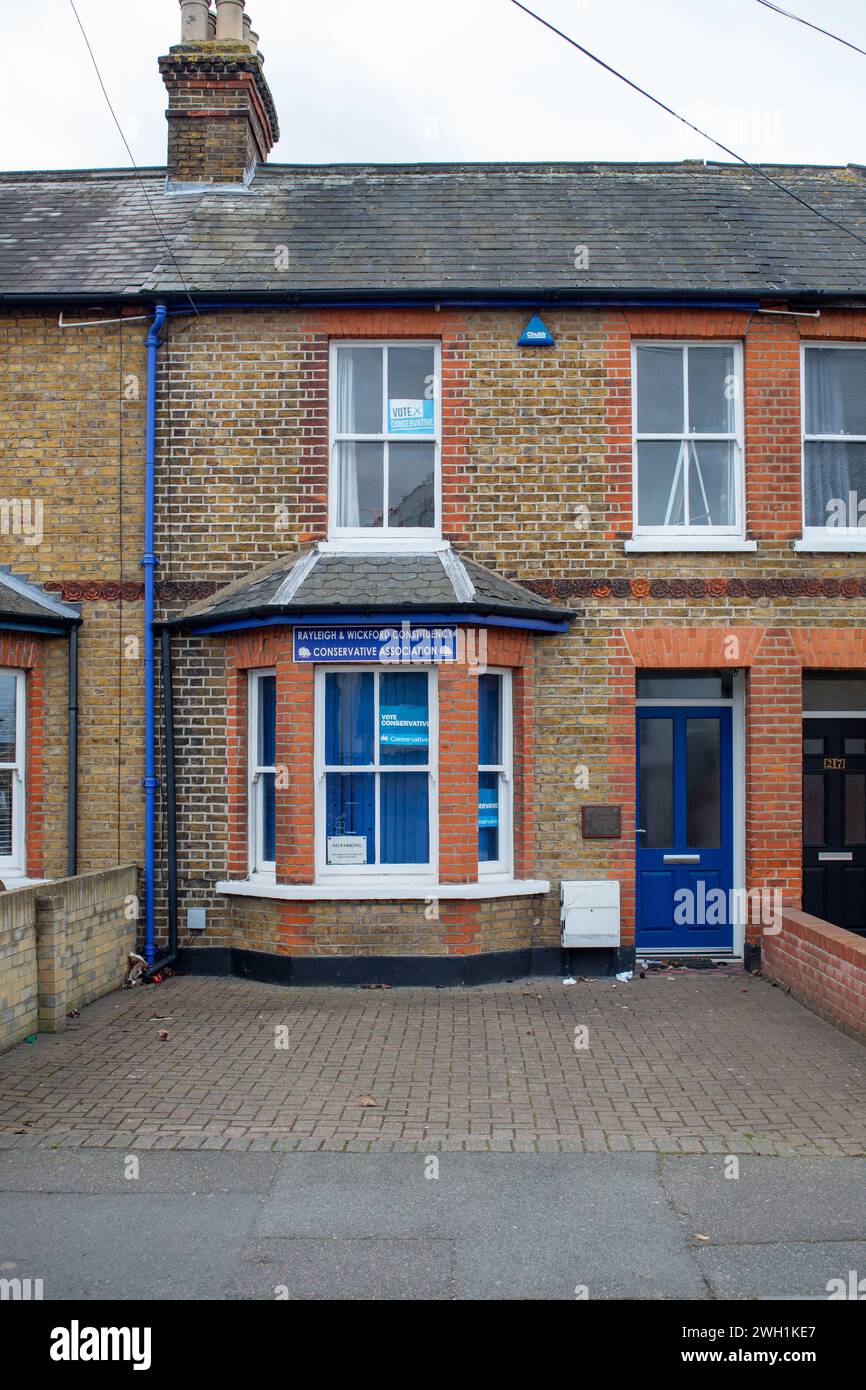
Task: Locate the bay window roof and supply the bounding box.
[0,567,80,631]
[169,545,572,632]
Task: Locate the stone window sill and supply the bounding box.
[216,877,550,902]
[624,537,757,553]
[794,535,866,553]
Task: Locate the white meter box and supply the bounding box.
[560,880,621,948]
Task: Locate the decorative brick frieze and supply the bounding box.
[523,576,866,601]
[42,580,217,603]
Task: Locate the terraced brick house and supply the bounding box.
[2,1,866,1020]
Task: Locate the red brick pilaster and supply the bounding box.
[0,632,46,878]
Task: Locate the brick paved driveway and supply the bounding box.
[0,970,863,1155]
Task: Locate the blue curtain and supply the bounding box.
[381,771,429,863]
[379,670,428,767]
[326,771,376,863]
[262,772,276,862]
[478,771,499,863]
[478,673,500,765]
[258,676,277,863]
[325,671,374,765]
[258,675,276,765]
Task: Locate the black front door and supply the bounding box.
[803,719,866,937]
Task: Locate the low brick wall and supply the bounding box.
[761,908,866,1043]
[0,888,39,1048]
[0,865,138,1052]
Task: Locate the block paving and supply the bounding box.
[0,969,863,1156]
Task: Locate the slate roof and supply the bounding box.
[171,546,571,628]
[0,567,80,627]
[3,162,866,301]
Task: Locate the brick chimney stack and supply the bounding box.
[160,1,279,188]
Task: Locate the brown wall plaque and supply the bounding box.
[581,805,622,839]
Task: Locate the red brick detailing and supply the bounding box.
[438,661,477,884]
[609,624,866,948]
[0,633,45,877]
[275,658,316,884]
[622,627,767,668]
[222,623,536,951]
[297,311,470,544]
[273,903,316,955]
[762,908,866,1041]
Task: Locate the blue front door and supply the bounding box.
[636,706,734,952]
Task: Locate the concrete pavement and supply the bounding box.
[0,1150,863,1300]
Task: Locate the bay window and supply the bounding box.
[329,342,440,537]
[632,342,744,539]
[0,669,25,876]
[803,345,866,536]
[478,670,512,876]
[249,670,276,874]
[316,667,435,876]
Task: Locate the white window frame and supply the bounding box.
[328,340,442,543]
[798,342,866,550]
[478,668,513,879]
[314,664,438,883]
[631,340,745,542]
[0,668,26,876]
[248,668,277,878]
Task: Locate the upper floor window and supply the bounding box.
[329,342,440,538]
[633,342,744,537]
[803,345,866,535]
[0,669,25,876]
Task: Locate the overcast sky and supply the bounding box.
[1,0,865,171]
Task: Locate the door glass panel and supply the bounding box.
[803,737,824,756]
[686,717,721,848]
[639,718,674,848]
[637,670,732,699]
[803,674,866,710]
[845,773,866,845]
[803,774,825,845]
[844,737,866,756]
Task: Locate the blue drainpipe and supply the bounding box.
[143,303,167,963]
